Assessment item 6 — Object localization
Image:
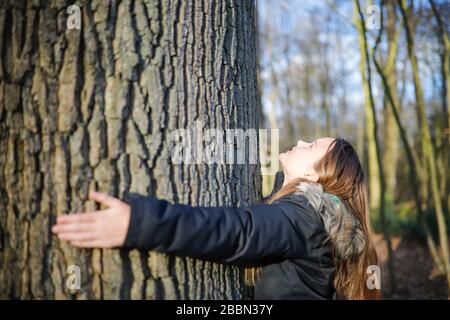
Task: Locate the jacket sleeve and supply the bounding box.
[121,192,320,265]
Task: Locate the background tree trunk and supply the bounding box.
[354,2,380,213]
[0,0,261,299]
[382,0,400,211]
[354,0,395,292]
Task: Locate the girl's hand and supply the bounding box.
[52,191,131,248]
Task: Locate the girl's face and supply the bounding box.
[279,137,335,182]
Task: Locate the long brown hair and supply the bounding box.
[245,137,380,300]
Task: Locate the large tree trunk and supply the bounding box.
[0,0,261,299]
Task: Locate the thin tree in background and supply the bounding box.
[354,0,395,292]
[381,0,400,212]
[355,2,381,215]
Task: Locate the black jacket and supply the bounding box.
[122,174,338,300]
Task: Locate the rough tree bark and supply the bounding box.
[0,0,261,299]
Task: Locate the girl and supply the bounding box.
[52,137,380,300]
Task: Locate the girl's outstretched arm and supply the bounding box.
[52,190,320,265]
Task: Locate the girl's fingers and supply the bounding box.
[56,212,98,224]
[57,232,96,242]
[52,222,94,234]
[89,191,122,208]
[70,240,107,248]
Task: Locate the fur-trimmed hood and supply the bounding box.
[294,181,365,261]
[268,172,365,261]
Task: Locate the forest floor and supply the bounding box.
[374,234,448,299]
